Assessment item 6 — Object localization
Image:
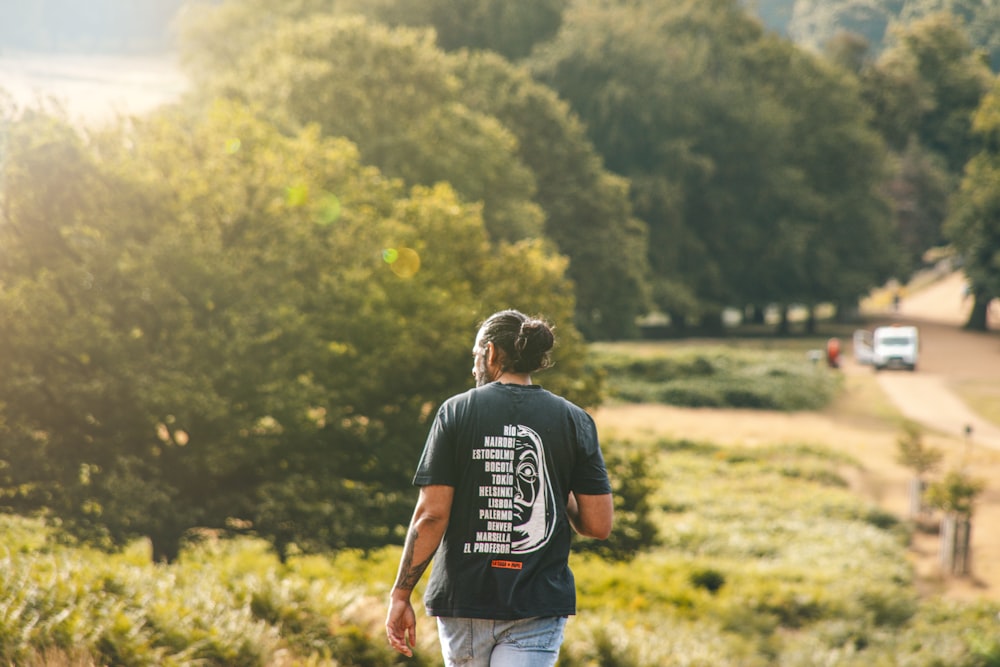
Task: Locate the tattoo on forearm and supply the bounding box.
[394,526,435,592]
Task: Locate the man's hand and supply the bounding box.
[385,595,417,657]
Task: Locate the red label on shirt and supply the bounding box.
[491,559,523,570]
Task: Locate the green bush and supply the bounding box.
[589,345,842,410]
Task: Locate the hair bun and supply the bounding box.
[479,309,555,374]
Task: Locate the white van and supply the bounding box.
[871,325,919,371]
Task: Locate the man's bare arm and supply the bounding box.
[567,491,614,540]
[386,484,454,657]
[391,485,454,595]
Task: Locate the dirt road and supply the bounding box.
[863,271,1000,450]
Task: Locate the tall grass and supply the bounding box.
[2,434,997,665]
[0,520,426,666]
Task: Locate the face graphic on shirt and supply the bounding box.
[511,425,556,553]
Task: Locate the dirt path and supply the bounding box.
[595,271,1000,601]
[859,272,1000,599]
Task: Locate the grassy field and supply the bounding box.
[1,339,999,666]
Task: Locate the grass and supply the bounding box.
[1,337,998,666]
[822,359,904,426]
[3,431,997,666]
[589,341,843,411]
[954,379,1000,427]
[557,436,1000,666]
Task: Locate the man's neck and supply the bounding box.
[495,371,531,385]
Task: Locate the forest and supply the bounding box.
[2,0,1000,664]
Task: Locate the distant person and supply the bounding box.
[385,309,614,666]
[893,289,902,312]
[826,337,841,369]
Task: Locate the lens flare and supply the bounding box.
[286,184,309,207]
[389,247,420,278]
[317,193,341,225]
[224,138,241,154]
[382,248,399,264]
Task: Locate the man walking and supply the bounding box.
[386,309,614,666]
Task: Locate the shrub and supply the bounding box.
[589,345,841,410]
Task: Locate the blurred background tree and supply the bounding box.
[0,101,589,560]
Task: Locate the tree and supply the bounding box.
[0,100,588,559]
[945,80,1000,331]
[334,0,570,61]
[894,420,943,517]
[883,13,993,174]
[449,51,650,339]
[531,0,895,327]
[769,0,1000,72]
[179,7,650,338]
[926,468,985,576]
[572,450,659,561]
[884,140,952,274]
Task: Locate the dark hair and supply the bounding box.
[478,309,555,374]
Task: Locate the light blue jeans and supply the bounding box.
[436,616,568,667]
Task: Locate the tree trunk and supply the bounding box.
[668,311,687,336]
[939,513,972,576]
[964,291,991,332]
[150,528,185,563]
[746,305,766,325]
[833,300,859,323]
[805,305,817,335]
[698,312,724,335]
[908,477,926,518]
[776,305,790,336]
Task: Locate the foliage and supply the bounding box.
[559,437,997,665]
[531,0,896,322]
[572,449,660,560]
[589,344,843,411]
[894,419,943,476]
[0,515,432,666]
[946,78,1000,328]
[873,13,993,173]
[333,0,571,61]
[177,6,649,339]
[925,469,986,517]
[0,101,589,560]
[857,12,993,280]
[1,435,998,666]
[448,50,651,339]
[769,0,1000,72]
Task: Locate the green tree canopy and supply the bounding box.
[945,80,1000,330]
[856,12,992,274]
[0,99,587,560]
[532,0,895,324]
[334,0,571,61]
[179,5,649,338]
[449,50,650,338]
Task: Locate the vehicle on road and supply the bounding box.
[871,325,919,371]
[853,325,920,371]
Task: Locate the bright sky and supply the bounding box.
[0,52,187,125]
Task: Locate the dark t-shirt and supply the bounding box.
[413,381,611,620]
